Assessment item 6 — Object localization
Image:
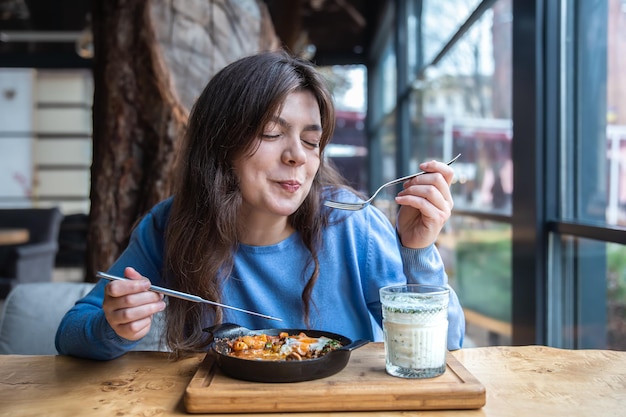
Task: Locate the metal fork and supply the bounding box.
[324,153,461,211]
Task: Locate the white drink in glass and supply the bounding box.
[380,284,449,378]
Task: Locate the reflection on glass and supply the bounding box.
[606,242,626,350]
[578,0,626,227]
[605,126,626,227]
[372,112,398,221]
[382,36,397,117]
[410,0,513,214]
[556,236,626,351]
[421,0,484,67]
[437,217,512,347]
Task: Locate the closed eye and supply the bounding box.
[262,133,280,139]
[301,139,320,149]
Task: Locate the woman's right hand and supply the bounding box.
[102,266,166,341]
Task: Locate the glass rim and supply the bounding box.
[380,284,449,296]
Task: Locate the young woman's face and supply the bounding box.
[233,90,322,219]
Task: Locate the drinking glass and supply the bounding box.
[380,284,449,378]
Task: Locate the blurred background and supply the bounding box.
[0,0,624,350]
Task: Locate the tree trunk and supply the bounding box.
[87,0,186,280]
[86,0,279,281]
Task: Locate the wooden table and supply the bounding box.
[1,344,625,416]
[0,228,29,245]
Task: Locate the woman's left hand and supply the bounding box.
[395,158,455,249]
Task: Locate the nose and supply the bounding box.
[282,136,307,166]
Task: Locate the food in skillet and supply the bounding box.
[226,331,343,361]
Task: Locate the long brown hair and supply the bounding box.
[163,50,348,356]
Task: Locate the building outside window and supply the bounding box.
[367,0,626,349]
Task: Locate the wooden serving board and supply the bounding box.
[184,343,486,413]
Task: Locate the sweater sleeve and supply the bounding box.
[54,280,141,360]
[399,243,465,350]
[55,199,171,360]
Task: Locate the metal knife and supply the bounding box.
[96,271,282,321]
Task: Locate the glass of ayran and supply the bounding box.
[380,284,449,379]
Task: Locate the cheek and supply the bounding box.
[236,167,257,193]
[307,155,321,176]
[234,153,261,180]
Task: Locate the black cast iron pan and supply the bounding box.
[204,323,369,383]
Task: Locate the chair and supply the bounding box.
[0,207,63,299]
[55,213,88,268]
[0,282,166,355]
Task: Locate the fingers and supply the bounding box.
[394,159,455,248]
[396,169,454,214]
[105,268,150,297]
[103,267,166,341]
[417,159,456,185]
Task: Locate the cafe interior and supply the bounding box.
[0,0,625,416]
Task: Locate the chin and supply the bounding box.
[273,206,300,217]
[270,200,305,216]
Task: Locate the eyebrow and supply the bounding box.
[270,116,322,133]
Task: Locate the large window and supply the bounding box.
[544,0,626,349]
[367,0,626,349]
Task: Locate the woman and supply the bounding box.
[56,50,464,360]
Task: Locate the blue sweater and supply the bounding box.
[56,197,464,359]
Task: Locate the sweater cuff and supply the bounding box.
[96,312,141,347]
[399,242,438,269]
[398,241,447,286]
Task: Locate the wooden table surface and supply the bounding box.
[0,228,29,245]
[1,344,625,416]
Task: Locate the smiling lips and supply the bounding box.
[278,180,301,192]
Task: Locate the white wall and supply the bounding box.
[0,69,35,207]
[0,69,93,213]
[34,70,93,214]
